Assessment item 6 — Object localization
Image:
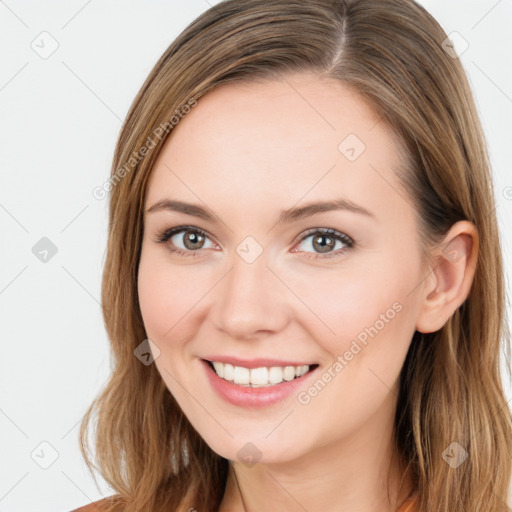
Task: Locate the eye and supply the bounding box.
[292,228,354,259]
[153,225,354,260]
[153,226,216,257]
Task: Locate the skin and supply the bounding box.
[137,73,478,512]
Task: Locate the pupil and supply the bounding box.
[185,232,203,249]
[313,234,334,253]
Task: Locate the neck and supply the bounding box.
[218,397,413,512]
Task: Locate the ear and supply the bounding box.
[415,220,479,334]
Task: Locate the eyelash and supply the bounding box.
[153,225,354,260]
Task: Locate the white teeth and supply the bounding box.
[210,361,313,387]
[296,365,309,377]
[223,363,234,381]
[250,367,268,385]
[283,366,296,381]
[212,361,224,378]
[268,366,283,384]
[233,366,250,385]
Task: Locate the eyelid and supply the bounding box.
[153,225,218,245]
[292,227,353,246]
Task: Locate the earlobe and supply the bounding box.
[415,221,479,334]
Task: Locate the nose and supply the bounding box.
[211,251,291,340]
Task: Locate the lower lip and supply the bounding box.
[201,359,319,408]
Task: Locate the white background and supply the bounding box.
[0,1,511,511]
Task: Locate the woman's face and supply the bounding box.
[138,73,426,464]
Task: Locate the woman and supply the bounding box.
[74,0,512,511]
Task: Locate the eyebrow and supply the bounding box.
[145,198,375,224]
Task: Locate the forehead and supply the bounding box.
[144,74,410,225]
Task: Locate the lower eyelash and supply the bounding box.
[168,247,203,258]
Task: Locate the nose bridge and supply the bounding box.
[212,246,289,338]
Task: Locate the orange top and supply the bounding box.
[397,494,418,512]
[72,494,419,511]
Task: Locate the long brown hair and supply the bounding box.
[79,1,512,510]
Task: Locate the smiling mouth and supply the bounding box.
[205,360,319,387]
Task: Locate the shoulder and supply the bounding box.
[71,496,120,512]
[397,493,419,512]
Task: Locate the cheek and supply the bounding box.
[293,251,417,362]
[291,264,416,440]
[137,247,203,343]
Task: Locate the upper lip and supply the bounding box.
[202,356,317,369]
